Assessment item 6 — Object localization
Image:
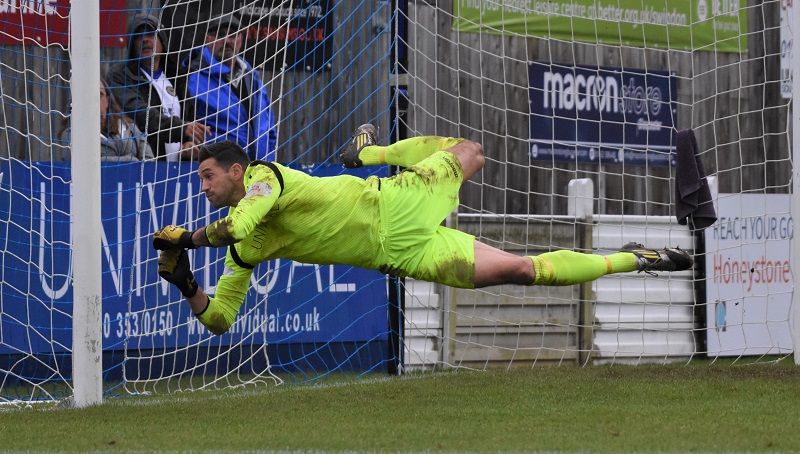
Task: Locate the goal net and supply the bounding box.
[398,0,796,369]
[0,0,796,406]
[0,0,394,405]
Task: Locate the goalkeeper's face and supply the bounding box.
[198,158,245,209]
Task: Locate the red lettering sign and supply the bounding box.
[0,0,126,47]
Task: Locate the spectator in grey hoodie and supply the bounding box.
[56,78,154,162]
[107,13,209,161]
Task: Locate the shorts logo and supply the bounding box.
[245,181,272,198]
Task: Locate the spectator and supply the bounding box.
[107,13,209,161]
[183,14,277,161]
[160,0,232,78]
[56,78,154,162]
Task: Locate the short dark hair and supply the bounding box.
[198,141,250,170]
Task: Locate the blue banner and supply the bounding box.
[0,161,389,356]
[528,62,677,166]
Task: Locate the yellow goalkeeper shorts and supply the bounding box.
[377,150,476,289]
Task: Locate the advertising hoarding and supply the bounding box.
[0,161,389,356]
[0,0,126,47]
[705,194,793,356]
[454,0,747,53]
[528,62,677,166]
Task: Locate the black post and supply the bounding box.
[692,225,708,356]
[386,0,408,376]
[387,276,404,375]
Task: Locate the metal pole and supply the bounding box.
[386,0,408,375]
[790,1,800,365]
[70,2,103,406]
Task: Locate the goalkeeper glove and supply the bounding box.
[153,225,197,250]
[157,249,199,298]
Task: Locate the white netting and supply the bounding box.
[0,0,795,405]
[398,0,794,369]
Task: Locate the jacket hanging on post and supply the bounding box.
[675,128,717,230]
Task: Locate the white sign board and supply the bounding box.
[781,0,793,99]
[705,194,794,356]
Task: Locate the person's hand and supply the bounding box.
[180,141,199,161]
[184,122,210,144]
[157,249,198,298]
[153,225,196,250]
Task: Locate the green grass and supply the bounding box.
[2,362,800,453]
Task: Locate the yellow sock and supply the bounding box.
[358,136,464,167]
[529,255,556,285]
[528,250,638,286]
[358,146,386,166]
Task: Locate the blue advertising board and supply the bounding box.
[528,62,677,166]
[0,160,390,373]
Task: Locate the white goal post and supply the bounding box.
[791,0,800,366]
[70,1,103,408]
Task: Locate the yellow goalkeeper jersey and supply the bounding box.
[198,161,383,334]
[208,161,383,267]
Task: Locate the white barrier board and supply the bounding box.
[705,194,793,356]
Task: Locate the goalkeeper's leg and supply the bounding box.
[343,124,485,180]
[473,240,691,288]
[473,241,637,287]
[361,136,466,168]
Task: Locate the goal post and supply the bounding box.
[70,1,103,408]
[791,0,800,367]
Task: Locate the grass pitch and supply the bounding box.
[1,362,799,452]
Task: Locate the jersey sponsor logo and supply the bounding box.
[442,154,461,178]
[245,181,272,198]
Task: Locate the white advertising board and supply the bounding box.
[705,194,794,356]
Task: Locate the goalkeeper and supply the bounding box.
[154,127,692,335]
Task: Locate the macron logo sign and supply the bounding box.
[542,71,620,113]
[541,69,665,117]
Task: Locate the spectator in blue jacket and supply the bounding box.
[108,14,209,161]
[183,14,277,161]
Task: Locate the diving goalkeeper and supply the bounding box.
[153,127,692,335]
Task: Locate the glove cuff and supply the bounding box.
[179,275,199,298]
[180,231,197,249]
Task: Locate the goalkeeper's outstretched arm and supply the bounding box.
[186,287,211,319]
[191,253,253,335]
[152,223,233,250]
[184,287,243,336]
[154,163,282,250]
[157,248,253,336]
